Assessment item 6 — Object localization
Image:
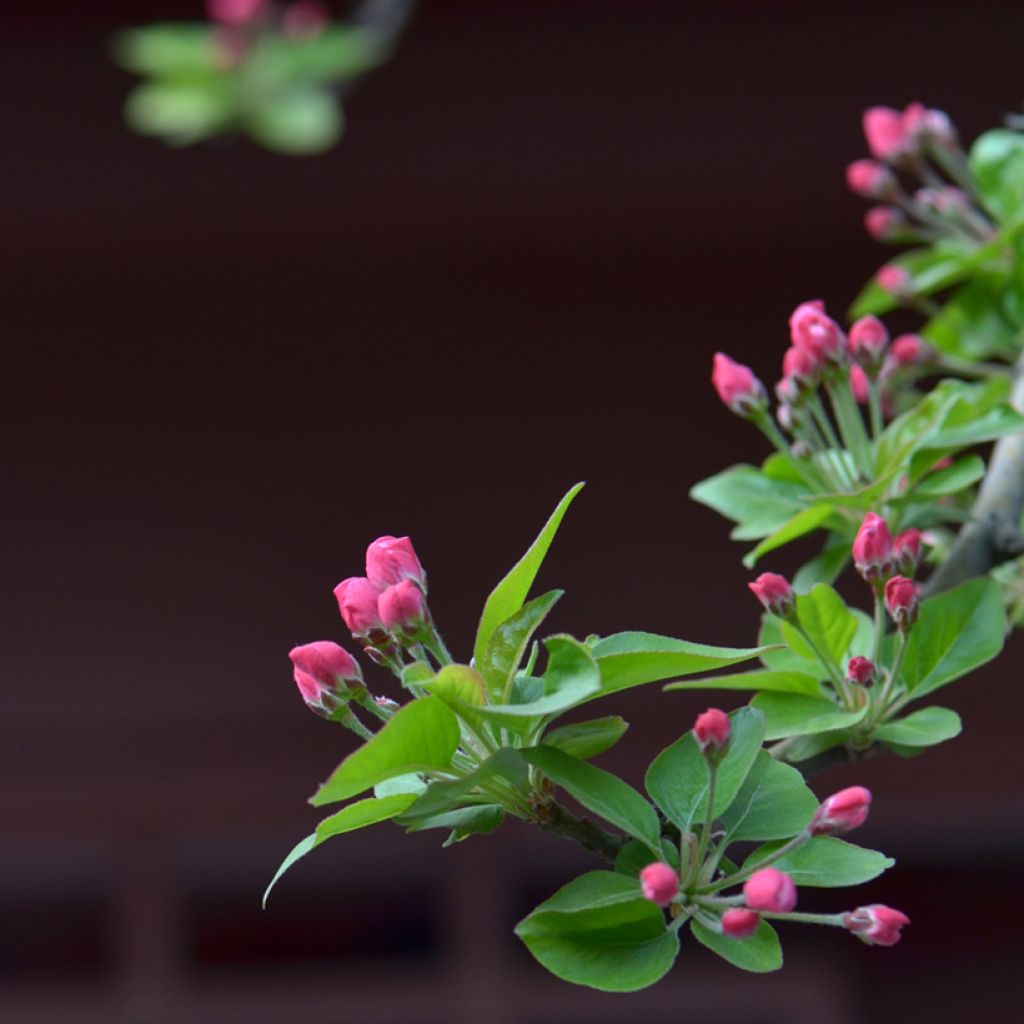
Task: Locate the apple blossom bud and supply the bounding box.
[366,535,427,591]
[846,656,876,687]
[722,908,760,938]
[334,576,384,636]
[863,106,911,161]
[865,205,904,241]
[885,575,920,629]
[894,528,923,573]
[207,0,267,25]
[743,867,797,913]
[917,185,969,217]
[876,264,911,296]
[886,333,932,370]
[282,0,330,38]
[782,345,821,388]
[378,579,430,639]
[810,785,872,835]
[748,572,794,618]
[639,862,679,907]
[852,512,895,580]
[712,353,767,417]
[849,316,889,371]
[846,159,896,199]
[289,641,363,692]
[694,708,731,756]
[789,301,846,365]
[903,102,955,148]
[293,668,331,713]
[849,364,870,405]
[842,904,910,946]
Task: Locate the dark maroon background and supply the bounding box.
[3,2,1024,1021]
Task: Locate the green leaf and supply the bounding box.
[522,746,661,852]
[750,693,867,741]
[246,87,342,155]
[900,577,1006,699]
[719,751,818,841]
[591,632,775,698]
[125,80,234,145]
[263,793,416,905]
[614,838,680,877]
[792,539,850,592]
[916,404,1024,458]
[876,706,962,747]
[645,707,765,834]
[757,615,825,678]
[310,696,461,806]
[113,24,219,76]
[969,128,1024,221]
[690,919,782,973]
[665,669,822,696]
[544,716,629,760]
[783,584,858,668]
[744,836,894,887]
[909,455,985,498]
[515,871,679,992]
[403,804,505,844]
[478,589,563,700]
[690,464,810,540]
[473,483,583,670]
[397,748,525,823]
[923,275,1022,361]
[264,26,385,83]
[743,504,837,568]
[424,664,485,706]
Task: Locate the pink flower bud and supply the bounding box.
[849,363,870,405]
[849,315,889,370]
[782,345,821,386]
[917,185,968,216]
[712,353,767,417]
[293,668,331,712]
[845,159,896,199]
[289,641,363,691]
[748,572,794,618]
[694,708,731,756]
[282,0,330,38]
[722,908,760,938]
[333,576,384,636]
[366,535,427,591]
[846,656,876,687]
[876,264,911,296]
[863,106,911,161]
[378,579,430,638]
[789,301,846,364]
[852,512,895,580]
[886,333,932,369]
[207,0,267,25]
[894,528,923,573]
[810,785,872,835]
[903,102,955,148]
[639,862,679,907]
[864,205,903,241]
[885,575,920,629]
[842,904,910,946]
[743,867,797,913]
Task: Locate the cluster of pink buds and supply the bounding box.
[852,511,922,628]
[848,103,993,255]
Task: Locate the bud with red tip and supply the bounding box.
[789,301,846,365]
[876,264,911,296]
[865,205,904,241]
[366,536,427,592]
[722,908,760,939]
[894,528,923,573]
[846,159,897,199]
[846,656,876,687]
[849,364,870,405]
[743,867,797,913]
[639,862,680,907]
[207,0,267,25]
[748,572,795,618]
[886,333,932,370]
[853,512,895,580]
[334,576,384,636]
[290,641,363,690]
[712,353,767,417]
[842,904,910,946]
[903,101,955,148]
[694,708,731,757]
[885,575,920,629]
[849,316,889,372]
[863,106,911,162]
[379,579,431,641]
[810,785,872,835]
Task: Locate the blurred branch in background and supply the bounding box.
[112,0,417,155]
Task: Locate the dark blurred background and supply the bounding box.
[3,1,1024,1020]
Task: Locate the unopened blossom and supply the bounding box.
[744,867,797,913]
[334,576,384,636]
[843,904,910,946]
[712,353,767,417]
[789,301,845,364]
[885,575,920,629]
[366,536,427,591]
[694,708,731,756]
[852,512,895,580]
[748,572,794,618]
[810,786,872,835]
[640,862,679,907]
[722,908,760,938]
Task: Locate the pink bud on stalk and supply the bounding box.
[885,575,920,629]
[366,535,427,591]
[810,786,872,835]
[894,528,923,573]
[289,641,363,714]
[789,301,846,364]
[852,512,895,580]
[849,364,870,405]
[694,708,731,756]
[334,576,385,636]
[865,205,903,241]
[640,862,680,907]
[743,867,797,913]
[876,264,911,296]
[722,908,760,939]
[748,572,794,618]
[843,904,911,946]
[902,102,956,148]
[711,353,768,417]
[849,316,889,371]
[863,106,912,161]
[845,159,896,199]
[207,0,267,25]
[886,333,932,370]
[847,656,876,687]
[378,579,430,639]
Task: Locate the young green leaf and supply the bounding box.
[750,692,867,740]
[397,748,525,823]
[473,483,583,671]
[310,696,461,806]
[666,669,822,696]
[245,87,343,155]
[743,504,837,568]
[403,804,506,845]
[690,463,811,540]
[544,716,629,760]
[783,584,858,668]
[875,706,962,747]
[909,455,986,499]
[719,751,818,842]
[744,836,894,887]
[969,128,1024,220]
[477,589,563,700]
[690,918,782,973]
[614,838,680,877]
